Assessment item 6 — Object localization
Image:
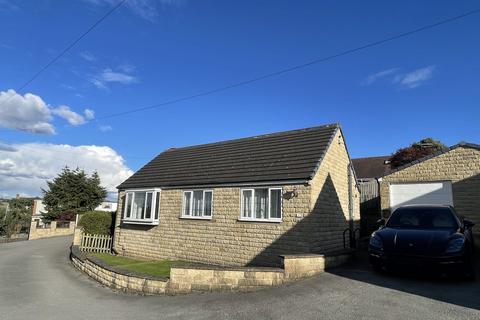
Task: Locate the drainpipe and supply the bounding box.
[348,164,355,248]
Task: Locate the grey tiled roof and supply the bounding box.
[118,124,339,189]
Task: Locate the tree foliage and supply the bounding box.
[0,198,33,238]
[390,138,449,169]
[42,167,107,221]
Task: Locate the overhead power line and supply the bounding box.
[98,8,480,120]
[0,0,126,108]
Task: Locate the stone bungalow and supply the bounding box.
[113,124,360,267]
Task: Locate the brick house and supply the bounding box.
[379,143,480,237]
[114,124,360,267]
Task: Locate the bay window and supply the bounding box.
[123,189,160,224]
[240,188,282,221]
[182,190,213,219]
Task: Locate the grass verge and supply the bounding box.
[89,253,187,277]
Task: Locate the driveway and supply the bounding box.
[0,236,479,320]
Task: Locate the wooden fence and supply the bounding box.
[80,233,112,253]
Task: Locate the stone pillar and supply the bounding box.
[73,228,83,246]
[28,221,37,240]
[69,221,75,231]
[51,221,57,231]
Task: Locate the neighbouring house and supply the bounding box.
[379,142,480,238]
[113,124,360,267]
[351,156,391,235]
[32,198,46,227]
[95,201,118,212]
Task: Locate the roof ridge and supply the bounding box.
[163,123,339,152]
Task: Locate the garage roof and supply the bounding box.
[118,124,340,189]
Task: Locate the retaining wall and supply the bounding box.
[71,245,352,295]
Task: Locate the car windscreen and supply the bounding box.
[387,207,459,229]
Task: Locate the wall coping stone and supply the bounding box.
[172,262,283,273]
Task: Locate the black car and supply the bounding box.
[369,205,475,279]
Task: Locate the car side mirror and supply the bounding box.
[463,219,475,229]
[377,218,386,227]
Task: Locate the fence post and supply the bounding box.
[51,221,57,232]
[28,221,37,240]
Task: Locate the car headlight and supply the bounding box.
[445,238,465,253]
[369,234,383,249]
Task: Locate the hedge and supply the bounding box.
[78,211,114,235]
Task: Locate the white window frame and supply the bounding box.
[123,188,161,225]
[181,189,213,220]
[239,187,282,222]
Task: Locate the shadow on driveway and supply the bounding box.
[328,249,480,311]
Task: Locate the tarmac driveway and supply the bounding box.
[0,236,479,320]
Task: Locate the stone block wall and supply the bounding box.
[380,146,480,232]
[113,129,360,267]
[29,221,75,240]
[71,245,352,295]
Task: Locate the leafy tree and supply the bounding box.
[0,199,33,238]
[390,138,448,169]
[42,167,107,221]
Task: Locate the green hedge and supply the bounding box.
[78,211,114,235]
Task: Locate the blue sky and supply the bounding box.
[0,0,479,197]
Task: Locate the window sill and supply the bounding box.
[179,216,213,221]
[122,219,159,225]
[237,218,282,223]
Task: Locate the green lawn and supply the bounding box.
[89,253,186,277]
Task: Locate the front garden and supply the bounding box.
[89,253,187,277]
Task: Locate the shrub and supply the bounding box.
[57,211,76,222]
[78,211,114,235]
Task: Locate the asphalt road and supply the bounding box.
[1,236,479,320]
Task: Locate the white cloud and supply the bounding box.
[395,65,436,89]
[99,125,112,132]
[79,51,96,62]
[0,89,55,134]
[52,105,86,126]
[0,89,95,134]
[84,108,95,120]
[362,66,436,89]
[90,68,138,90]
[362,68,399,86]
[0,142,133,198]
[83,0,183,22]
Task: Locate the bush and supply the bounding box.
[57,211,76,222]
[78,211,114,235]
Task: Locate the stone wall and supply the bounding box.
[114,129,360,267]
[71,246,168,294]
[29,221,75,240]
[71,245,352,295]
[380,146,480,233]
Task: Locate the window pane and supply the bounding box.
[125,193,132,218]
[242,190,252,218]
[204,191,212,216]
[183,192,191,216]
[270,189,281,219]
[254,189,268,219]
[192,190,203,216]
[133,192,146,219]
[145,192,153,219]
[154,192,160,220]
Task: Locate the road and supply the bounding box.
[0,236,479,320]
